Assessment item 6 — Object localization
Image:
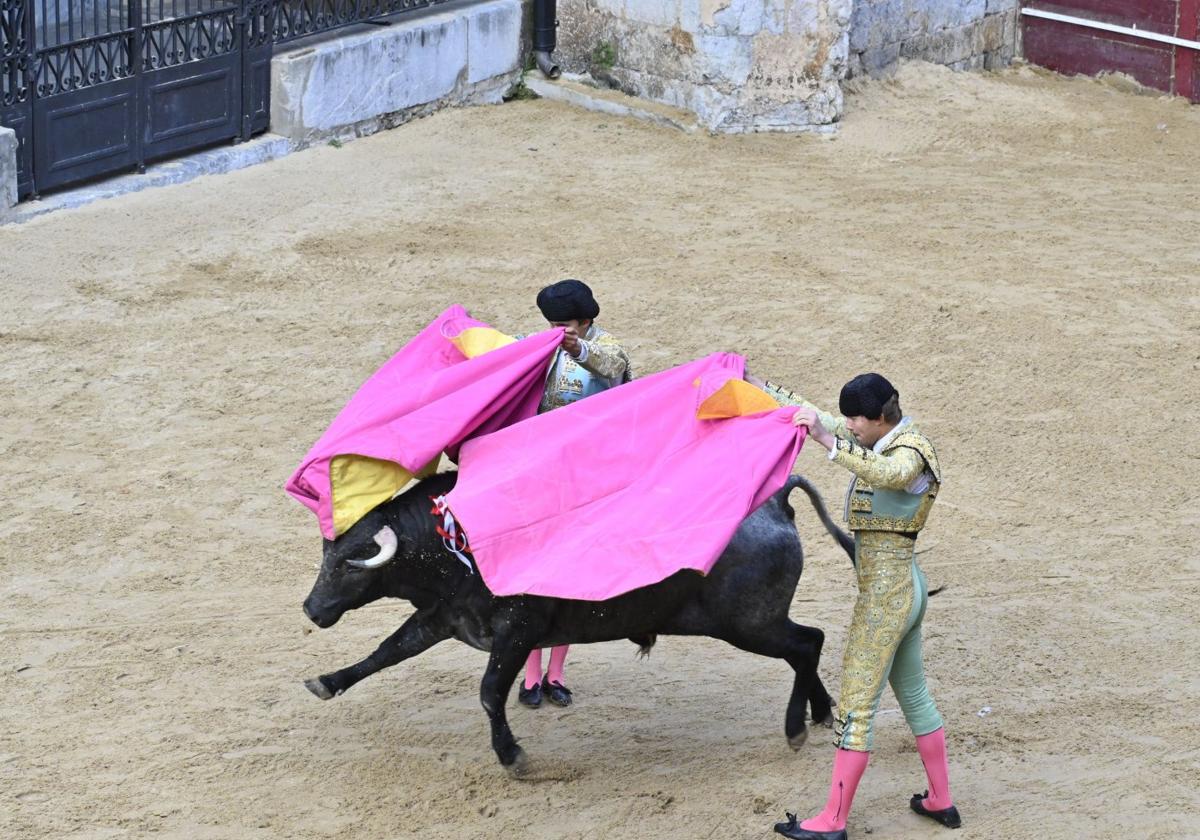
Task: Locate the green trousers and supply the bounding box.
[833,531,944,752]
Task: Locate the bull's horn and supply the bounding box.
[347,526,399,569]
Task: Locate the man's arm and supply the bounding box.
[576,334,631,381]
[829,441,927,490]
[788,406,926,489]
[759,379,851,441]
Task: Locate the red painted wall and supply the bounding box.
[1022,0,1200,102]
[1179,0,1199,98]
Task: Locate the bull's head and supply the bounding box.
[303,511,405,628]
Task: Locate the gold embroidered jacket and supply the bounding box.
[764,381,941,534]
[539,325,633,413]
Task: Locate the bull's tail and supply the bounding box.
[629,634,657,658]
[784,475,855,560]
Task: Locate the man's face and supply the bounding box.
[845,415,892,448]
[548,318,590,334]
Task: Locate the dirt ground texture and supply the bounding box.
[2,61,1199,839]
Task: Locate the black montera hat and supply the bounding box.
[536,279,600,322]
[839,373,898,419]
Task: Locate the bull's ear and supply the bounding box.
[347,526,399,569]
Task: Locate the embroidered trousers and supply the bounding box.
[833,531,944,752]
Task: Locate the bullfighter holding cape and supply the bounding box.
[292,310,859,776]
[760,373,962,839]
[287,305,810,604]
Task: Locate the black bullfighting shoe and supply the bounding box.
[772,812,848,840]
[910,792,962,828]
[541,677,573,707]
[517,682,542,708]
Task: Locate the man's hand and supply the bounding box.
[561,328,583,358]
[792,408,834,450]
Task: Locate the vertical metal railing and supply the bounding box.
[34,0,135,48]
[29,0,245,50]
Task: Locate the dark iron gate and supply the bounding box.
[2,0,458,199]
[0,0,270,197]
[1,0,33,196]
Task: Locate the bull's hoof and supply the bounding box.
[788,728,809,751]
[304,676,335,700]
[815,711,835,729]
[503,747,530,779]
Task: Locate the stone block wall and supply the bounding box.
[846,0,1018,78]
[551,0,1019,131]
[555,0,854,133]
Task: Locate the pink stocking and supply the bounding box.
[523,649,543,690]
[915,727,954,810]
[546,645,569,685]
[801,748,870,832]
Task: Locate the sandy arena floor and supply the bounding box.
[2,61,1198,839]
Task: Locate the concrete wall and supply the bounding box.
[555,0,853,133]
[271,0,524,148]
[0,127,17,224]
[847,0,1017,78]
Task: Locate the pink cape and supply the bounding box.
[446,353,806,600]
[286,306,563,539]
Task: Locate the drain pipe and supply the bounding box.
[533,0,562,78]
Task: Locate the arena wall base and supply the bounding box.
[270,0,524,148]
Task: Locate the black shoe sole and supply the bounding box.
[541,680,572,707]
[910,795,962,829]
[772,821,847,840]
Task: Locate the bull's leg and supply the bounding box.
[723,620,827,750]
[479,621,542,777]
[304,607,450,700]
[809,669,835,730]
[782,623,830,748]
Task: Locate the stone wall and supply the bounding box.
[846,0,1017,78]
[0,127,16,223]
[555,0,853,133]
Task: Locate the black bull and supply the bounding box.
[302,470,854,774]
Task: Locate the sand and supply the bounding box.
[2,61,1198,839]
